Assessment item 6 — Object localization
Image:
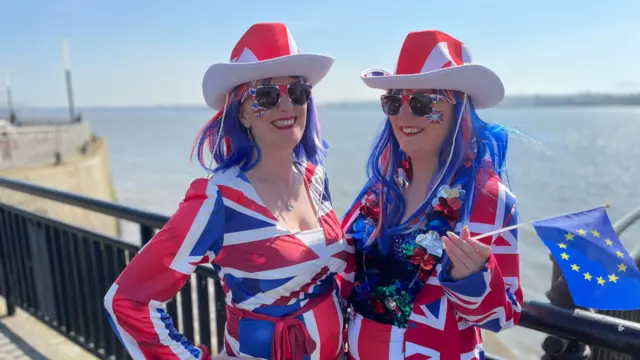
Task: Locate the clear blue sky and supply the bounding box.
[2,0,639,107]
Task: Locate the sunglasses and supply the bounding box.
[380,92,454,118]
[242,83,312,110]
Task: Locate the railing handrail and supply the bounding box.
[521,301,640,355]
[614,205,640,235]
[0,177,168,229]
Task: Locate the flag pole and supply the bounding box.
[469,204,610,241]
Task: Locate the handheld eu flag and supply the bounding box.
[531,206,640,310]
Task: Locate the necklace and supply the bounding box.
[282,165,301,212]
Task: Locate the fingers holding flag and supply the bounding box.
[443,225,492,280]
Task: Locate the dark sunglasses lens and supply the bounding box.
[381,95,402,115]
[255,87,280,109]
[288,83,311,106]
[409,93,435,117]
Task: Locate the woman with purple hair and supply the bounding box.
[104,23,354,360]
[342,30,523,359]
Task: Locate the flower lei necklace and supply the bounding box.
[350,157,471,327]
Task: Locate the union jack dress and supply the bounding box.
[342,165,523,360]
[104,162,356,359]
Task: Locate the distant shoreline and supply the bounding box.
[500,93,640,107]
[2,93,639,112]
[324,93,640,109]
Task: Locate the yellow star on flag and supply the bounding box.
[592,230,600,237]
[618,263,627,272]
[605,239,613,246]
[560,252,570,260]
[558,243,568,249]
[616,250,624,258]
[583,272,592,281]
[597,277,606,286]
[571,264,580,271]
[577,229,587,236]
[608,274,619,283]
[565,233,575,241]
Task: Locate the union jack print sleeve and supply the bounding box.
[331,184,357,309]
[437,172,523,333]
[334,244,356,309]
[104,178,223,359]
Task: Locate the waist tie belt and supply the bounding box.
[226,290,332,360]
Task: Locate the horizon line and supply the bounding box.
[2,91,640,111]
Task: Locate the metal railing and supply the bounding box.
[1,177,640,359]
[0,177,226,359]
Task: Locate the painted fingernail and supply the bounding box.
[446,231,456,238]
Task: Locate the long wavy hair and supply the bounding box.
[191,77,329,173]
[352,92,510,254]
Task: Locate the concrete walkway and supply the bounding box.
[0,297,97,360]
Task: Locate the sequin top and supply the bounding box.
[345,157,470,328]
[347,193,459,328]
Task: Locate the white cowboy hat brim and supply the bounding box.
[203,54,334,110]
[360,64,504,109]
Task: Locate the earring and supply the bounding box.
[394,151,412,189]
[246,126,254,144]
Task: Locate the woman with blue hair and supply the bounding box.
[342,30,523,359]
[105,23,354,360]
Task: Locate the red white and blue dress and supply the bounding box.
[104,162,356,360]
[342,161,523,360]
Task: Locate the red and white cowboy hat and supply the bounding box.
[361,30,504,109]
[202,22,334,110]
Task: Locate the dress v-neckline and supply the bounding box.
[238,162,324,236]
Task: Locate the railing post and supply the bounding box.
[0,209,16,316]
[213,279,226,353]
[139,224,155,246]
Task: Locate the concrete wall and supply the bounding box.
[0,136,121,238]
[0,121,92,170]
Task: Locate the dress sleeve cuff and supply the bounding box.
[438,253,493,299]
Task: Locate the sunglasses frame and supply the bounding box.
[242,82,312,111]
[380,92,456,119]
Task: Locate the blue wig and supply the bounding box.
[191,77,329,174]
[356,92,510,254]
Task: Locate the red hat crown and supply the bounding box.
[394,30,472,75]
[229,23,299,64]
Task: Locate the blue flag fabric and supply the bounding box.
[532,206,640,310]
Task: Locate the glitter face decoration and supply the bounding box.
[247,89,266,119]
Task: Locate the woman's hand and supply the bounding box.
[442,225,491,280]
